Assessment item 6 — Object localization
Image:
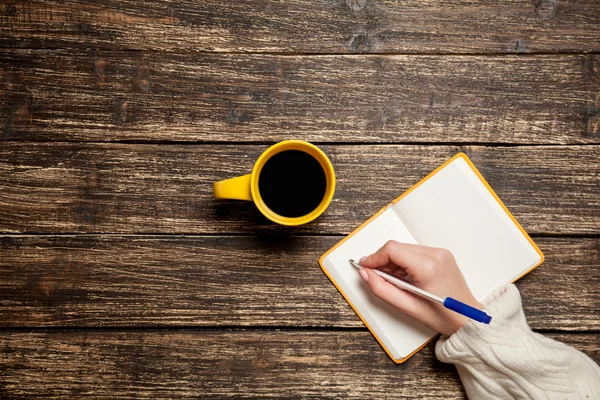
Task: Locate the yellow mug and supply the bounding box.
[213,140,336,226]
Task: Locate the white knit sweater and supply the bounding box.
[436,284,600,399]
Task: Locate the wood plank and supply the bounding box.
[0,331,597,399]
[0,236,597,330]
[1,144,599,235]
[1,1,599,53]
[2,51,600,143]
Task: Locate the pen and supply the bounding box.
[349,259,492,324]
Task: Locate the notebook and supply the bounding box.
[319,153,544,364]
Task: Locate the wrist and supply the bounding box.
[440,297,484,335]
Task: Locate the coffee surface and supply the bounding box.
[258,150,327,218]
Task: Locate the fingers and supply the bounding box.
[359,268,422,317]
[391,269,408,279]
[376,263,408,279]
[377,261,405,274]
[360,241,432,280]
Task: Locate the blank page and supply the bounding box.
[321,208,435,361]
[392,156,541,300]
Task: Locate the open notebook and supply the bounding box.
[319,153,543,363]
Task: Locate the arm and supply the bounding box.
[436,284,600,399]
[358,241,600,399]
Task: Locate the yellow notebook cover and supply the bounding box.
[319,152,544,364]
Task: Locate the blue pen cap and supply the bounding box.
[443,297,492,324]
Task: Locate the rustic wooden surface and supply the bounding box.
[0,236,598,330]
[0,331,598,399]
[1,1,599,399]
[2,51,600,143]
[1,1,600,53]
[1,144,599,234]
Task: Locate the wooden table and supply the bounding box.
[1,1,599,398]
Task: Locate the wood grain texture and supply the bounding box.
[0,236,597,330]
[1,1,599,53]
[2,51,600,143]
[0,331,597,399]
[1,1,598,398]
[1,144,599,235]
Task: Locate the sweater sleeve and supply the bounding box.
[435,284,600,399]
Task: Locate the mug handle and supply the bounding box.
[213,174,252,200]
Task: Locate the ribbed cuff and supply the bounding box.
[435,284,600,399]
[436,283,529,363]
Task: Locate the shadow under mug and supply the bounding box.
[213,140,336,226]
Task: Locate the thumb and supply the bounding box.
[360,268,424,317]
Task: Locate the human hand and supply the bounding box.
[358,241,484,336]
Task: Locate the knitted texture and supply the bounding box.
[436,284,600,399]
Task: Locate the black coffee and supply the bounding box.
[258,150,327,218]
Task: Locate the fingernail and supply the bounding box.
[359,256,367,263]
[358,269,369,282]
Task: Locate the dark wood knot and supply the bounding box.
[95,59,106,81]
[114,100,135,124]
[346,0,367,12]
[226,107,253,125]
[533,0,556,20]
[589,55,600,83]
[349,32,375,53]
[4,4,17,16]
[587,113,600,136]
